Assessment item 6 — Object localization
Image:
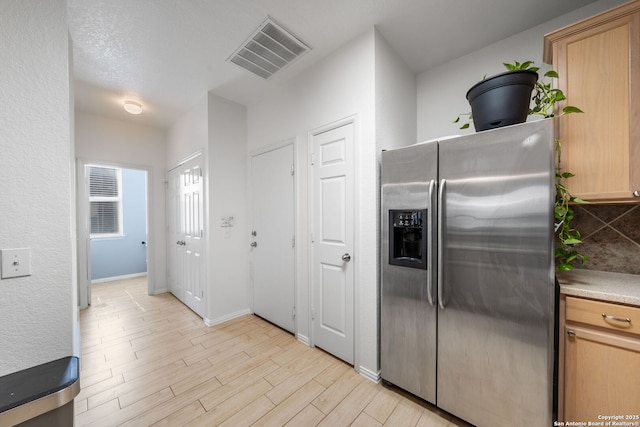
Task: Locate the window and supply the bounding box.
[88,165,123,237]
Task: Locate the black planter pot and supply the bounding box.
[466,69,538,132]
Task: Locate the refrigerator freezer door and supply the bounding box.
[436,120,555,426]
[381,141,438,404]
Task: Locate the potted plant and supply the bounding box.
[463,66,538,131]
[454,61,583,130]
[455,60,587,271]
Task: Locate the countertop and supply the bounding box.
[557,269,640,306]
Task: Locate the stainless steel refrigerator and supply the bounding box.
[380,119,556,427]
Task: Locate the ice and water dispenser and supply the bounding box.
[388,209,427,269]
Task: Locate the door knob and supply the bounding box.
[250,242,257,247]
[342,253,351,262]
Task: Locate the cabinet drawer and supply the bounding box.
[566,296,640,336]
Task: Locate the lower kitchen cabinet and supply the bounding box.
[560,295,640,422]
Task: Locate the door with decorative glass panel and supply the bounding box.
[167,154,205,316]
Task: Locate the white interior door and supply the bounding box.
[168,154,205,317]
[311,122,355,364]
[250,144,295,333]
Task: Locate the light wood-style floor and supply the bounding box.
[76,277,467,426]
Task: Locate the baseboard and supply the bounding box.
[91,272,147,284]
[151,287,168,295]
[296,334,310,346]
[204,308,252,327]
[358,365,381,383]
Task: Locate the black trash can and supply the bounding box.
[0,357,80,427]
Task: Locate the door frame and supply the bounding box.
[76,157,154,309]
[308,115,359,368]
[248,138,297,332]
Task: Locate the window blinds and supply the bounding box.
[88,166,121,235]
[89,166,118,197]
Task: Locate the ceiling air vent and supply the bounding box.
[228,18,310,79]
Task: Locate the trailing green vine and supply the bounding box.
[504,61,583,118]
[453,60,589,271]
[554,139,588,271]
[506,62,588,270]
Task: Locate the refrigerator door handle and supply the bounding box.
[426,179,436,307]
[437,178,446,309]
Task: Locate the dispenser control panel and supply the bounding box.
[392,211,423,228]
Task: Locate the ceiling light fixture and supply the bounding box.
[123,100,143,115]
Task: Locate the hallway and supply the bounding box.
[76,277,462,426]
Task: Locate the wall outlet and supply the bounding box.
[1,248,31,279]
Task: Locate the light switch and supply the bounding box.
[221,216,235,227]
[1,248,31,279]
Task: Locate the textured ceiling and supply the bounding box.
[68,0,598,129]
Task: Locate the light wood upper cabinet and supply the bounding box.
[544,0,640,202]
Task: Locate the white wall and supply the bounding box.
[247,28,415,378]
[207,94,249,323]
[0,0,76,376]
[166,96,209,167]
[417,0,628,142]
[75,112,168,294]
[166,94,249,324]
[375,31,417,153]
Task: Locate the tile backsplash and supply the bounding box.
[570,204,640,275]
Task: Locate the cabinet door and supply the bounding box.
[549,7,640,202]
[564,324,640,421]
